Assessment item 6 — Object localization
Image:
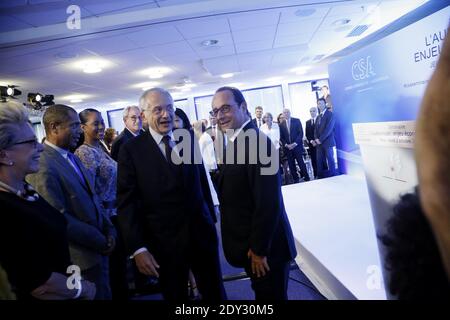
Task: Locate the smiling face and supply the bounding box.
[55,110,82,150]
[255,107,263,119]
[0,122,44,175]
[81,111,105,142]
[212,89,248,132]
[142,90,175,135]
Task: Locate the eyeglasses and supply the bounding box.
[210,104,234,117]
[11,138,39,149]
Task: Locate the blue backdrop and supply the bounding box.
[329,6,449,175]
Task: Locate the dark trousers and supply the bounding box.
[109,215,130,300]
[244,261,290,300]
[286,146,309,182]
[156,218,226,302]
[83,256,112,300]
[308,145,317,178]
[316,145,336,179]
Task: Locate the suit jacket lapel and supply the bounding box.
[44,145,90,193]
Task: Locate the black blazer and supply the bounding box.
[217,122,297,267]
[314,110,336,149]
[279,117,305,152]
[305,119,316,144]
[116,130,216,256]
[252,118,263,128]
[111,128,135,161]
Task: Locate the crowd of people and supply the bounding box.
[0,32,449,300]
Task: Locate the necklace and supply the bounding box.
[0,180,39,202]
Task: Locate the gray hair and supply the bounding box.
[122,105,141,120]
[139,87,173,111]
[0,101,30,150]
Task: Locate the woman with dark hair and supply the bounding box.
[174,108,192,130]
[76,108,117,218]
[0,101,95,300]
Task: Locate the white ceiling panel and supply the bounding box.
[125,25,184,47]
[193,44,236,59]
[232,25,277,44]
[187,32,234,48]
[235,40,273,54]
[148,40,196,56]
[74,34,140,56]
[228,10,280,31]
[277,18,323,37]
[273,33,311,48]
[237,52,272,70]
[202,55,240,76]
[175,18,230,39]
[271,52,303,67]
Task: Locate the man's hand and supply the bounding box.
[135,250,160,277]
[247,249,270,278]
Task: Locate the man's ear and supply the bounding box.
[48,122,59,135]
[0,150,12,166]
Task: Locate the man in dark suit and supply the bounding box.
[110,106,142,161]
[212,86,297,300]
[27,104,116,300]
[252,105,264,128]
[305,107,318,178]
[313,98,337,178]
[117,88,226,301]
[279,108,310,183]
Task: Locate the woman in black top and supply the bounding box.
[0,101,95,300]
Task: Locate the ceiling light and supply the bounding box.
[28,93,54,109]
[201,39,219,47]
[142,67,172,79]
[220,73,234,79]
[0,85,21,98]
[73,59,110,74]
[134,81,160,90]
[70,99,83,103]
[295,8,316,17]
[332,18,351,27]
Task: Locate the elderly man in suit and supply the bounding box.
[279,108,310,183]
[313,98,337,178]
[211,86,297,300]
[27,104,116,299]
[116,88,226,301]
[110,105,142,161]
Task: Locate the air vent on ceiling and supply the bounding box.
[346,25,370,37]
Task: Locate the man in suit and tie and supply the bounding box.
[27,104,116,299]
[116,88,226,301]
[313,98,337,178]
[110,105,142,161]
[279,108,310,183]
[212,86,297,300]
[252,106,264,128]
[305,107,318,178]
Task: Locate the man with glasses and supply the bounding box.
[111,106,142,161]
[211,86,297,300]
[116,88,226,301]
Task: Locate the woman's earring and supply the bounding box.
[8,161,14,166]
